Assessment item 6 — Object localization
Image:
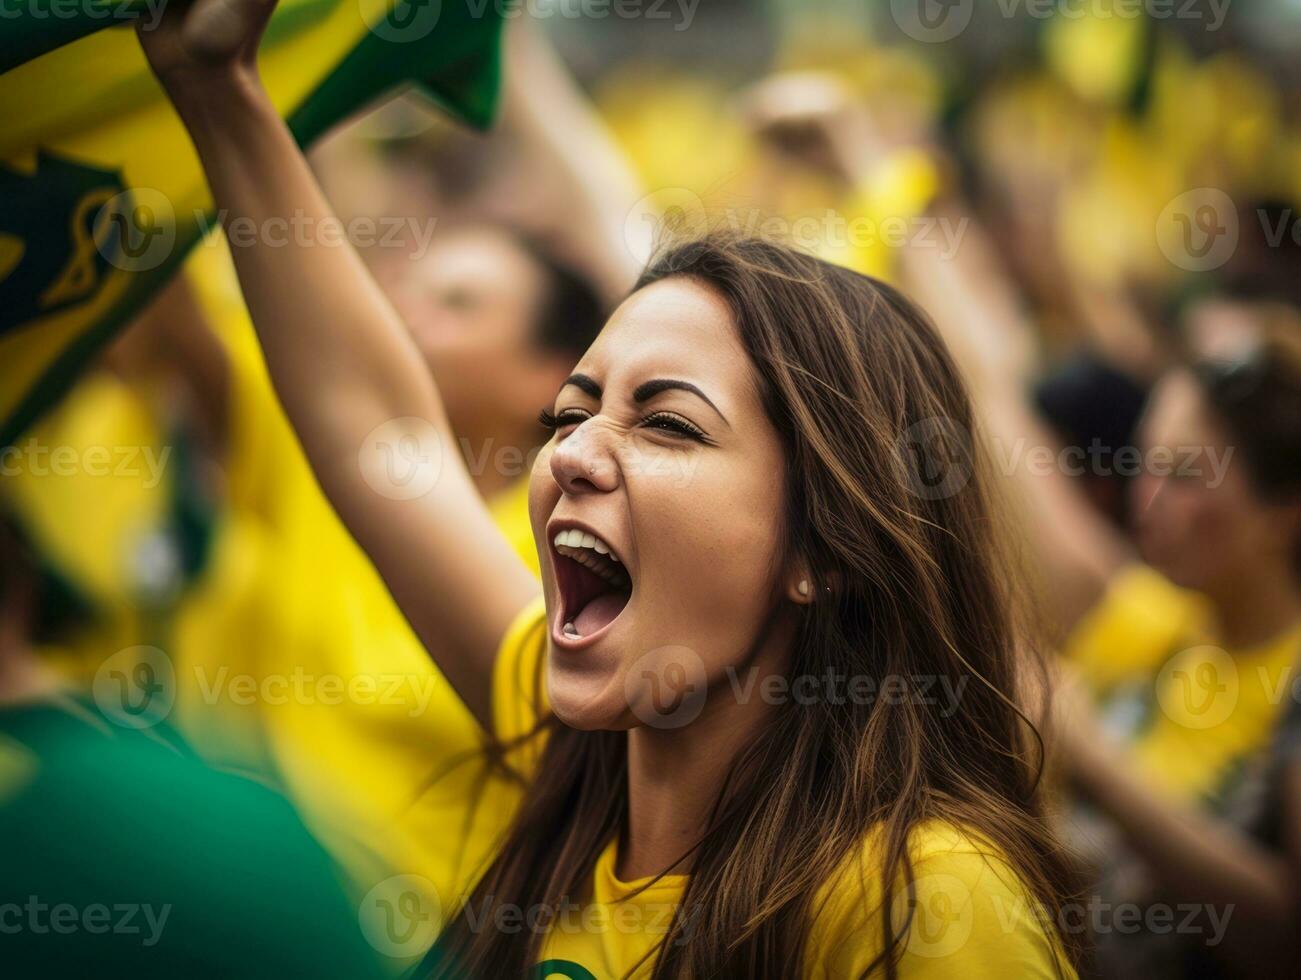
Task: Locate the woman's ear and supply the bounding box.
[786,565,842,605]
[786,562,819,605]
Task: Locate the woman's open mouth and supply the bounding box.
[550,526,633,647]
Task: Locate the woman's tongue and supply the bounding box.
[571,592,626,637]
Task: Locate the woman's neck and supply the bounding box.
[618,615,795,881]
[619,704,767,880]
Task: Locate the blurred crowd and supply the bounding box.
[2,2,1300,977]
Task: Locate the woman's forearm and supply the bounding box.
[169,74,448,476]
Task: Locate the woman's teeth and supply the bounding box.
[552,528,618,559]
[552,528,628,589]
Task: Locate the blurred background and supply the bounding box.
[4,0,1301,977]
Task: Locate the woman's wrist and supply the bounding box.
[160,62,270,138]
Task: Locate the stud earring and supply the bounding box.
[797,580,809,597]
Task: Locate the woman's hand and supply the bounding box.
[739,72,878,186]
[137,0,278,98]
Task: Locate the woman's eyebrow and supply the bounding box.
[633,378,729,424]
[560,373,602,398]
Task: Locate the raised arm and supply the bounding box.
[138,0,539,726]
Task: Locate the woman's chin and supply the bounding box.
[551,705,635,732]
[547,677,635,732]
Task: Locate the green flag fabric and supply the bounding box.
[0,0,504,447]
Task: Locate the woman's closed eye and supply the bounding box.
[640,411,709,442]
[538,407,591,433]
[538,407,711,444]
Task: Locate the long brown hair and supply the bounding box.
[430,234,1083,978]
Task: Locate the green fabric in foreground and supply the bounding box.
[0,697,408,978]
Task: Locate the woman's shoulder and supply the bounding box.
[809,819,1076,979]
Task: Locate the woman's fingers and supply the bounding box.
[139,0,280,83]
[181,0,279,64]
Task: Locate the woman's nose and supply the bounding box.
[549,422,620,495]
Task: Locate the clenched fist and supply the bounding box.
[137,0,280,94]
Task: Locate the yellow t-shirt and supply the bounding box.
[491,599,1076,979]
[1064,564,1301,803]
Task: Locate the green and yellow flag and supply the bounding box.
[0,0,503,446]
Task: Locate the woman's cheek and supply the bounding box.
[637,460,782,629]
[614,439,693,488]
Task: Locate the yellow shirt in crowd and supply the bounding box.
[1065,564,1301,803]
[489,599,1076,979]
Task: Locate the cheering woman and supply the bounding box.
[140,3,1081,976]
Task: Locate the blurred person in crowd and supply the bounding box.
[133,3,1089,976]
[0,509,392,980]
[122,213,608,918]
[742,69,1160,536]
[740,69,945,283]
[905,189,1301,978]
[1044,309,1301,980]
[1032,353,1151,530]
